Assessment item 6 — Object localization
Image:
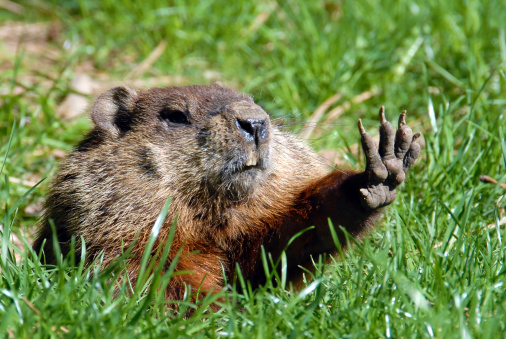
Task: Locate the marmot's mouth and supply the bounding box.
[230,161,262,175]
[240,152,261,172]
[227,150,268,176]
[243,164,261,171]
[244,152,259,167]
[232,160,263,174]
[244,157,258,167]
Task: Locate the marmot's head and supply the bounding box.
[86,83,273,201]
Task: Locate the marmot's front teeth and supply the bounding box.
[245,152,259,167]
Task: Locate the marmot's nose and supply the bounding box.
[236,118,269,146]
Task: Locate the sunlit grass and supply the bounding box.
[1,0,506,337]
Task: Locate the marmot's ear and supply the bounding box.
[90,87,138,137]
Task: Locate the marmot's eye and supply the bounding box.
[160,108,190,125]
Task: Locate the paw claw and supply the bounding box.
[398,111,407,128]
[358,119,365,134]
[379,106,386,124]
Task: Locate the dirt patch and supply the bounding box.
[0,21,198,119]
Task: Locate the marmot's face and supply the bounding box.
[90,84,273,201]
[192,99,272,201]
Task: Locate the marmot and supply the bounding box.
[33,83,421,299]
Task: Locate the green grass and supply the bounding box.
[2,0,506,337]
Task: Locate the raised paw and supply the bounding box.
[357,107,421,209]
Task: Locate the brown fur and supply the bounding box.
[33,83,418,299]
